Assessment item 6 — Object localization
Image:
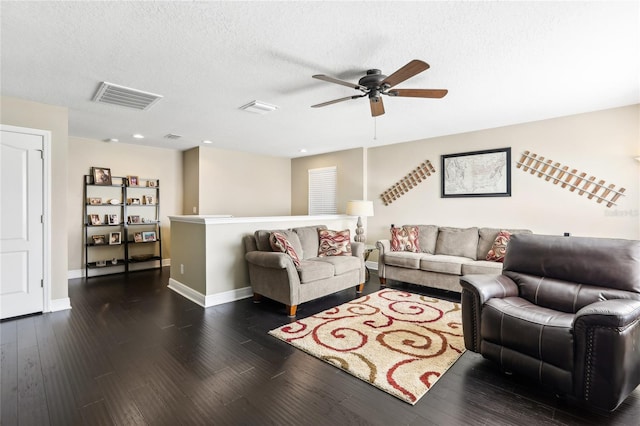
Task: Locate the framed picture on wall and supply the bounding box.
[441,147,511,198]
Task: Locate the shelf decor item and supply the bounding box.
[92,235,106,245]
[128,215,141,224]
[144,195,154,205]
[147,180,157,187]
[134,232,143,243]
[109,198,120,205]
[96,260,107,267]
[89,214,102,225]
[89,197,102,205]
[92,167,112,185]
[127,175,139,186]
[109,232,121,245]
[142,231,157,242]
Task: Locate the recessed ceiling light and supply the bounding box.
[103,138,119,143]
[133,134,144,139]
[202,140,213,144]
[299,149,307,153]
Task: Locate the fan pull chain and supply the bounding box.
[373,117,377,140]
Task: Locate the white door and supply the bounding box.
[0,128,44,319]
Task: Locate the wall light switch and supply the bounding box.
[192,206,197,214]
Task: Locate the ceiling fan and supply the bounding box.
[311,59,447,117]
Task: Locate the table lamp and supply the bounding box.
[346,200,374,243]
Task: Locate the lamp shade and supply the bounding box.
[346,200,374,217]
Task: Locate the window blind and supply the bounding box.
[308,166,337,215]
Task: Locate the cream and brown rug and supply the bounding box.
[269,289,465,405]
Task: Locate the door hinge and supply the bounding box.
[41,215,44,223]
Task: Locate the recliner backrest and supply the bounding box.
[503,234,640,312]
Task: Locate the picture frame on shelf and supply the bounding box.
[142,231,157,242]
[147,180,157,187]
[134,232,143,243]
[92,167,112,185]
[107,214,119,225]
[88,197,102,205]
[127,176,139,186]
[143,195,154,205]
[128,215,141,224]
[128,198,141,205]
[96,260,107,267]
[92,234,106,245]
[89,214,102,225]
[109,232,122,245]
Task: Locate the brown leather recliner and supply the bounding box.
[461,233,640,411]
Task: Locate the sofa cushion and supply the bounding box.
[311,256,361,276]
[318,229,352,257]
[477,228,532,260]
[255,229,304,256]
[420,255,472,275]
[390,226,420,252]
[403,225,438,254]
[297,259,335,283]
[384,251,423,269]
[293,225,327,259]
[486,230,512,262]
[461,260,504,275]
[435,227,479,259]
[269,232,301,267]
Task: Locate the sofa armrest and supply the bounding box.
[376,240,391,279]
[245,251,295,269]
[460,274,519,352]
[573,299,640,410]
[351,241,364,258]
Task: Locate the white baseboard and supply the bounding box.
[366,260,378,270]
[68,258,171,279]
[50,297,71,312]
[168,278,253,308]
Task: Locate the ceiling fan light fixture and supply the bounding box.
[239,100,278,114]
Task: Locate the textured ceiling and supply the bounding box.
[1,1,638,157]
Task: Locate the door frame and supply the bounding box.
[1,124,51,312]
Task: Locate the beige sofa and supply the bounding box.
[243,225,365,317]
[376,225,532,292]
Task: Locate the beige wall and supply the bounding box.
[291,148,365,215]
[182,147,200,214]
[367,105,640,247]
[1,96,69,301]
[197,146,291,216]
[67,137,183,271]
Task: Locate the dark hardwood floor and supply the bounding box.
[2,268,639,425]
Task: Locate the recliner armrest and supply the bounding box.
[575,299,640,329]
[460,274,518,353]
[245,251,295,269]
[460,274,519,304]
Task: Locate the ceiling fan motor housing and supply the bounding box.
[358,69,388,90]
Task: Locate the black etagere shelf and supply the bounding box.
[83,174,162,277]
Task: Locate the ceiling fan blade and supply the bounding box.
[311,95,364,108]
[370,96,385,117]
[387,89,448,98]
[312,74,366,91]
[382,60,430,89]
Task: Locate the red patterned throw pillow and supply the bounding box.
[318,229,352,257]
[270,232,301,266]
[390,226,421,252]
[486,230,512,262]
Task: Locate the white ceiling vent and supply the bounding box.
[164,133,182,140]
[239,100,278,114]
[93,82,163,110]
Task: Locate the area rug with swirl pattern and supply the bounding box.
[268,289,465,405]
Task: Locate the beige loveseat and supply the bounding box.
[243,225,365,317]
[376,226,532,292]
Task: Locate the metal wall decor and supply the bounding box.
[516,150,625,208]
[380,160,436,205]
